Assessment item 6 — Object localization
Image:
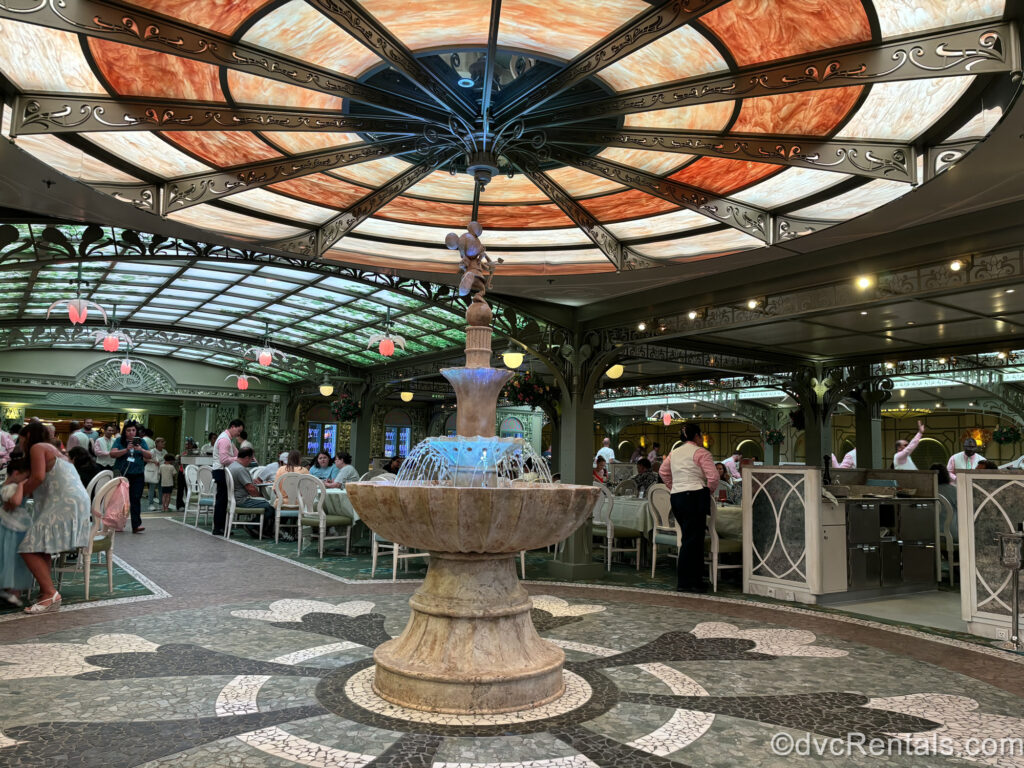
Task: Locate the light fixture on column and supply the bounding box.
[400,391,414,402]
[745,297,765,311]
[47,261,107,325]
[686,308,706,321]
[502,349,524,369]
[605,364,624,379]
[318,377,334,397]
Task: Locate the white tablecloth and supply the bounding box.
[609,497,650,532]
[324,488,357,521]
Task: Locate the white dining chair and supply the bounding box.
[647,485,679,578]
[55,477,118,600]
[272,472,303,542]
[592,486,642,571]
[296,475,352,558]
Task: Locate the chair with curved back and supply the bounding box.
[181,464,198,524]
[55,476,118,600]
[937,494,959,586]
[360,469,385,481]
[85,469,113,504]
[647,485,679,578]
[613,477,638,497]
[706,499,742,592]
[591,485,642,571]
[296,475,352,558]
[272,472,303,542]
[190,465,216,527]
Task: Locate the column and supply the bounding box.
[350,386,379,475]
[854,401,884,469]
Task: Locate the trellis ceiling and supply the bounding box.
[0,0,1018,276]
[0,222,473,382]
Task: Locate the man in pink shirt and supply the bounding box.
[660,423,719,593]
[721,451,743,481]
[831,449,857,469]
[893,421,925,470]
[211,418,244,536]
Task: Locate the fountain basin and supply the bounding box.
[347,482,599,713]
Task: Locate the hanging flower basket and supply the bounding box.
[992,424,1022,444]
[763,428,785,446]
[501,371,558,410]
[330,393,361,421]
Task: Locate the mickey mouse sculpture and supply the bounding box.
[445,221,502,300]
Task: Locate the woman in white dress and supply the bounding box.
[5,421,92,613]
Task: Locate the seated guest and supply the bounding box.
[1,456,35,608]
[309,451,336,481]
[979,460,1000,470]
[932,463,958,543]
[229,448,275,538]
[68,446,102,488]
[199,432,216,456]
[325,453,359,488]
[631,457,660,497]
[647,442,661,463]
[256,452,287,483]
[384,456,402,475]
[274,450,309,506]
[592,456,608,485]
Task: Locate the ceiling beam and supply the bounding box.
[546,128,918,183]
[9,94,433,136]
[545,144,771,242]
[507,152,657,272]
[305,0,477,121]
[525,20,1019,127]
[161,137,419,213]
[0,0,447,122]
[271,152,457,257]
[494,0,728,120]
[480,0,502,143]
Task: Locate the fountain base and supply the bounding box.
[373,551,565,714]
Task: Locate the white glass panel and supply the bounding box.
[86,133,210,177]
[732,168,851,208]
[946,106,1003,141]
[790,179,914,219]
[597,148,690,176]
[606,209,713,239]
[633,230,763,259]
[873,0,1004,38]
[837,77,974,141]
[167,205,306,239]
[14,136,140,182]
[352,218,591,246]
[0,21,106,93]
[227,189,336,224]
[331,157,411,186]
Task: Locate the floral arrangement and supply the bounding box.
[992,424,1022,444]
[330,393,361,421]
[501,371,557,410]
[763,428,785,446]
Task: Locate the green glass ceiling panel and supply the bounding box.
[402,315,446,332]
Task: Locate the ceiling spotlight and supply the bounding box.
[938,357,947,364]
[884,361,895,369]
[860,311,868,316]
[687,310,698,320]
[1006,289,1016,294]
[935,402,942,408]
[746,299,759,310]
[605,364,624,379]
[899,403,907,410]
[400,391,414,402]
[949,259,965,272]
[997,351,1007,359]
[457,77,474,87]
[969,401,975,407]
[856,276,872,289]
[637,321,647,331]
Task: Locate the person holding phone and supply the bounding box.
[109,420,152,533]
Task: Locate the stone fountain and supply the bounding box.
[347,223,598,714]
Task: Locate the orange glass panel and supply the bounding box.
[702,0,871,67]
[545,167,625,197]
[670,158,780,195]
[332,157,411,187]
[167,204,305,239]
[407,170,552,203]
[580,191,676,222]
[498,0,648,61]
[241,0,380,78]
[361,0,490,50]
[376,197,574,228]
[226,71,342,111]
[731,87,863,136]
[624,101,733,131]
[88,40,223,101]
[598,26,726,92]
[260,132,363,155]
[119,0,277,35]
[161,131,281,167]
[269,174,371,210]
[480,174,557,204]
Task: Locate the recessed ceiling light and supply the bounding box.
[950,259,964,272]
[457,77,474,87]
[856,276,872,289]
[637,321,647,331]
[1006,289,1016,294]
[860,311,868,316]
[906,321,915,325]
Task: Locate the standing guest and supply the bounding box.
[659,422,718,594]
[145,437,167,510]
[309,451,336,481]
[68,446,102,488]
[932,463,959,543]
[594,437,616,467]
[238,430,254,455]
[159,454,176,513]
[647,442,661,463]
[274,450,308,507]
[175,455,187,513]
[44,423,65,453]
[629,446,643,463]
[326,452,360,489]
[947,438,985,483]
[94,422,118,467]
[79,417,99,443]
[110,420,151,533]
[229,448,276,538]
[8,422,92,613]
[141,427,156,452]
[630,457,660,497]
[592,456,608,484]
[832,449,857,469]
[65,421,88,452]
[0,423,16,466]
[211,420,245,536]
[0,456,35,608]
[721,451,743,481]
[893,421,926,470]
[199,432,217,456]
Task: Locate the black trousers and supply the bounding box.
[126,473,144,531]
[670,488,710,590]
[212,468,228,533]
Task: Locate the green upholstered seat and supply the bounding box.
[301,514,352,527]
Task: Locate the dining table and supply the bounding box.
[608,495,651,533]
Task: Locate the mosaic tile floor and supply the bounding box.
[2,586,1023,767]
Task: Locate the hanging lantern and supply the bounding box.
[46,263,107,326]
[400,391,414,402]
[104,334,120,352]
[378,337,395,357]
[651,409,681,426]
[319,380,334,397]
[226,373,260,391]
[94,328,132,353]
[662,412,672,426]
[120,359,132,375]
[367,308,405,358]
[245,344,285,367]
[605,364,624,379]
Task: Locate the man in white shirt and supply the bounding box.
[66,421,91,452]
[211,419,245,535]
[893,421,925,470]
[94,422,118,467]
[199,432,216,456]
[255,452,288,484]
[593,437,616,468]
[721,451,743,481]
[947,438,985,483]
